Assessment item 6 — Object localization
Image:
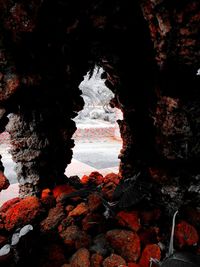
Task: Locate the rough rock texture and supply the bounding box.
[106,230,141,262]
[102,253,126,267]
[3,196,43,231]
[59,225,91,250]
[70,248,90,267]
[175,220,199,247]
[139,244,161,267]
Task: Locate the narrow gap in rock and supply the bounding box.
[65,67,123,178]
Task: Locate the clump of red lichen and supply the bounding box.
[3,196,43,231]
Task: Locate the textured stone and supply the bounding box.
[82,213,104,232]
[59,225,90,249]
[91,253,103,267]
[175,221,199,247]
[4,196,42,231]
[88,193,102,212]
[40,204,65,232]
[69,202,89,217]
[0,197,20,213]
[106,230,141,262]
[53,184,76,199]
[139,244,161,267]
[70,248,90,267]
[102,254,126,267]
[116,211,141,231]
[38,243,67,267]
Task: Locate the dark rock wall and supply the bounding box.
[0,0,199,212]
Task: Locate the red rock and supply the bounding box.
[91,253,103,267]
[81,172,104,185]
[138,227,159,245]
[59,225,90,249]
[0,197,20,213]
[139,209,161,225]
[82,213,104,232]
[69,202,89,217]
[103,253,126,267]
[89,171,104,185]
[58,217,75,232]
[103,173,120,185]
[65,205,74,213]
[106,230,141,262]
[52,184,75,199]
[88,193,102,212]
[38,243,67,267]
[41,188,55,207]
[71,248,90,267]
[117,211,141,231]
[41,188,52,198]
[128,264,140,267]
[102,181,117,201]
[0,172,9,192]
[139,244,161,267]
[175,220,199,247]
[40,204,65,232]
[4,196,43,231]
[81,175,89,184]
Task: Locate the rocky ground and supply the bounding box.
[0,171,199,267]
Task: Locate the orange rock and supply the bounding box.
[0,197,20,213]
[89,171,104,185]
[81,175,89,184]
[117,211,141,231]
[103,173,120,185]
[88,193,102,212]
[91,253,103,267]
[58,217,75,232]
[139,244,161,267]
[38,243,67,267]
[103,254,126,267]
[40,204,65,233]
[65,205,74,213]
[70,248,90,267]
[82,213,104,232]
[52,184,75,199]
[175,220,199,247]
[69,202,89,217]
[41,188,55,207]
[41,188,52,198]
[0,172,9,192]
[106,230,141,262]
[102,181,117,201]
[138,227,159,246]
[59,225,90,250]
[140,209,161,225]
[4,196,43,231]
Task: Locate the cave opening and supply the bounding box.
[0,0,200,265]
[65,66,123,178]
